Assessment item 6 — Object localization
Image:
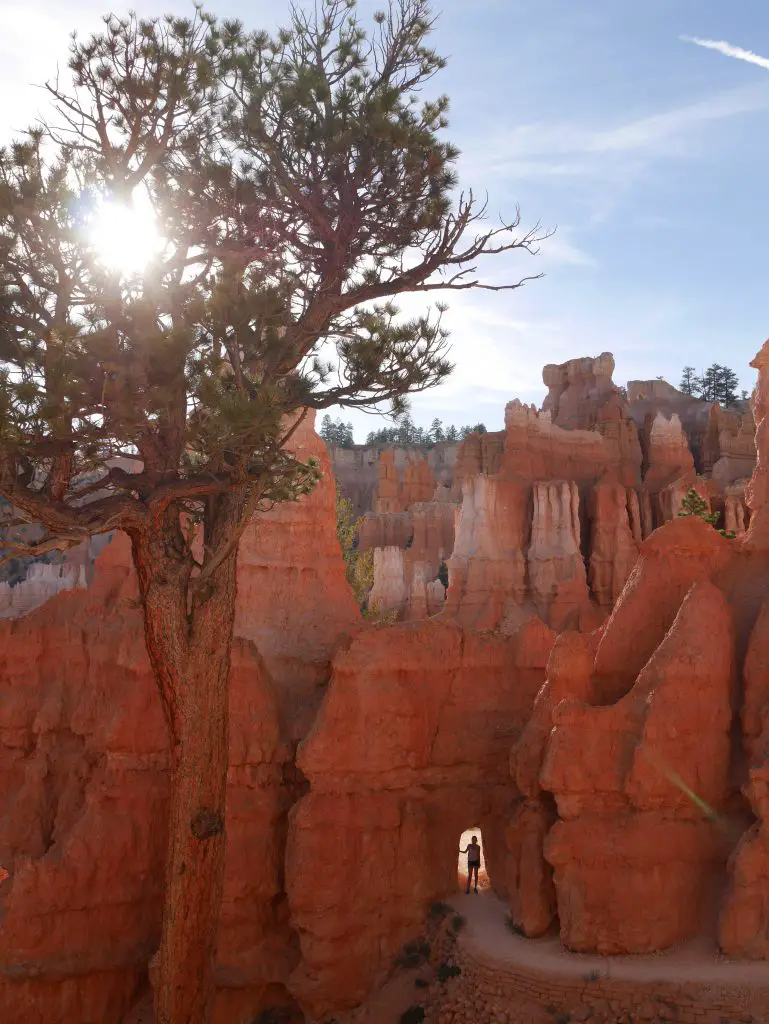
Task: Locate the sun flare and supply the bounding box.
[89,192,164,275]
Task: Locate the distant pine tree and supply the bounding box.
[677,487,735,537]
[679,366,700,396]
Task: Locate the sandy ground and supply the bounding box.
[125,833,769,1023]
[451,889,769,987]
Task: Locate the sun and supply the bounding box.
[88,191,164,275]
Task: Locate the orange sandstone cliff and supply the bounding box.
[1,354,768,1024]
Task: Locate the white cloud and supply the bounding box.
[682,36,769,72]
[476,81,769,182]
[538,231,597,269]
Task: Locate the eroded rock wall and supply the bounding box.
[286,619,555,1019]
[0,410,359,1024]
[0,536,296,1024]
[499,339,769,961]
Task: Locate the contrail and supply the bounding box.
[682,35,769,71]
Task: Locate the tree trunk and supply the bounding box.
[131,497,244,1024]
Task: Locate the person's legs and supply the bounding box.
[471,863,479,892]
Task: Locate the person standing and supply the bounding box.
[460,835,481,894]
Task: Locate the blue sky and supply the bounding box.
[1,0,768,439]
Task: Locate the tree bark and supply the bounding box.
[131,496,245,1024]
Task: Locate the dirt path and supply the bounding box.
[449,889,769,988]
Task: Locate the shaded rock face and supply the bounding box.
[719,339,769,959]
[507,631,599,938]
[363,502,455,619]
[705,402,756,488]
[331,443,458,517]
[543,573,735,953]
[0,535,111,620]
[502,515,743,955]
[627,378,713,473]
[541,351,619,430]
[0,410,359,1023]
[0,536,297,1024]
[285,619,554,1019]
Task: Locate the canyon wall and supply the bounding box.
[0,411,359,1024]
[1,352,767,1024]
[343,353,755,629]
[502,339,769,964]
[286,617,555,1018]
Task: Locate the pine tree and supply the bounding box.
[445,424,459,442]
[679,366,700,396]
[460,422,487,437]
[716,367,739,407]
[695,364,740,406]
[677,487,734,537]
[335,488,374,607]
[319,416,355,447]
[677,487,719,526]
[429,417,445,442]
[320,414,335,443]
[0,4,543,1020]
[698,365,721,402]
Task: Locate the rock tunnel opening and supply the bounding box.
[457,826,490,894]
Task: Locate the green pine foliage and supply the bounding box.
[0,0,541,572]
[677,487,735,538]
[335,488,373,608]
[679,364,741,406]
[320,415,355,448]
[365,413,486,446]
[0,5,543,1012]
[677,487,719,526]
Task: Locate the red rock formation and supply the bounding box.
[720,591,769,959]
[719,347,769,957]
[331,443,457,517]
[286,619,555,1019]
[745,340,769,546]
[357,511,413,552]
[362,501,455,620]
[588,481,641,608]
[542,573,735,953]
[446,388,643,631]
[372,449,402,513]
[541,352,618,429]
[372,450,436,514]
[705,403,756,488]
[234,409,361,740]
[590,515,733,704]
[0,535,298,1024]
[724,488,749,536]
[0,410,360,1021]
[507,632,599,937]
[627,377,711,472]
[444,474,528,630]
[642,411,694,491]
[401,454,437,507]
[526,480,594,631]
[368,546,409,616]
